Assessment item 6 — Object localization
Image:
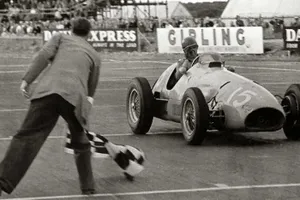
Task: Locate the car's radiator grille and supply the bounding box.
[245,108,285,131]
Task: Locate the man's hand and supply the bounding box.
[87,96,94,105]
[178,66,187,74]
[20,80,30,99]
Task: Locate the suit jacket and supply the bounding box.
[23,33,101,129]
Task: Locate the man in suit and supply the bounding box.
[0,17,101,195]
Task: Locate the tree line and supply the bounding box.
[183,1,228,18]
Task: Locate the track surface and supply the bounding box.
[1,57,300,200]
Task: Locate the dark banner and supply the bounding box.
[283,27,300,52]
[43,29,138,52]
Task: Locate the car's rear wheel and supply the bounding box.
[282,84,300,140]
[181,88,209,145]
[127,77,154,135]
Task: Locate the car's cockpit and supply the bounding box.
[167,52,225,90]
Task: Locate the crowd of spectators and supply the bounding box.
[0,0,98,36]
[0,0,300,39]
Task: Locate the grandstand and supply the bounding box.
[0,0,167,20]
[0,0,169,36]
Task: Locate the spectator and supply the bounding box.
[54,8,63,20]
[198,18,205,27]
[15,20,24,35]
[269,17,284,39]
[164,21,173,28]
[32,21,42,35]
[203,17,214,27]
[63,17,71,29]
[1,15,9,23]
[291,17,300,27]
[26,21,33,35]
[8,4,20,21]
[235,15,244,27]
[150,17,158,32]
[214,18,225,27]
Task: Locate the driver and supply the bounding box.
[175,36,199,81]
[174,36,235,81]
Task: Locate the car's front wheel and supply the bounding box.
[181,88,209,145]
[282,84,300,140]
[126,77,154,135]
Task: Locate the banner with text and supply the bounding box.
[157,27,263,54]
[43,29,138,52]
[283,27,300,52]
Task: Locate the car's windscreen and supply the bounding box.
[197,53,224,68]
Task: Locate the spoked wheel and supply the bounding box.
[126,77,154,135]
[128,89,140,123]
[181,88,209,145]
[182,98,196,136]
[282,84,300,140]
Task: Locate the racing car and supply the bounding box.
[126,52,300,145]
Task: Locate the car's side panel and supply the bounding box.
[152,63,177,99]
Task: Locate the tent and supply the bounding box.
[107,1,192,19]
[221,0,300,24]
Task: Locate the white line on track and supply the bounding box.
[0,105,125,112]
[0,60,170,69]
[3,183,300,200]
[235,66,300,72]
[0,65,27,68]
[0,131,182,141]
[215,183,230,188]
[1,67,300,74]
[0,70,25,74]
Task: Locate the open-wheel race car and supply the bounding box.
[126,52,300,145]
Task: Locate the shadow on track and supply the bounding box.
[137,129,294,147]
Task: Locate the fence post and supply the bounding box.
[137,28,141,53]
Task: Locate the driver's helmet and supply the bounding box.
[181,36,198,62]
[182,36,198,52]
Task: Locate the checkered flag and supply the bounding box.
[64,131,145,178]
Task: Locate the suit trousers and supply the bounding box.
[0,94,94,194]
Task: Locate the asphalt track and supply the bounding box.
[0,57,300,200]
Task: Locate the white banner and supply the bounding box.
[157,27,263,54]
[43,29,138,52]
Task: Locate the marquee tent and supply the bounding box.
[221,0,300,19]
[108,1,192,19]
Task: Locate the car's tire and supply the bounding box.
[282,84,300,140]
[126,77,154,135]
[181,88,209,145]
